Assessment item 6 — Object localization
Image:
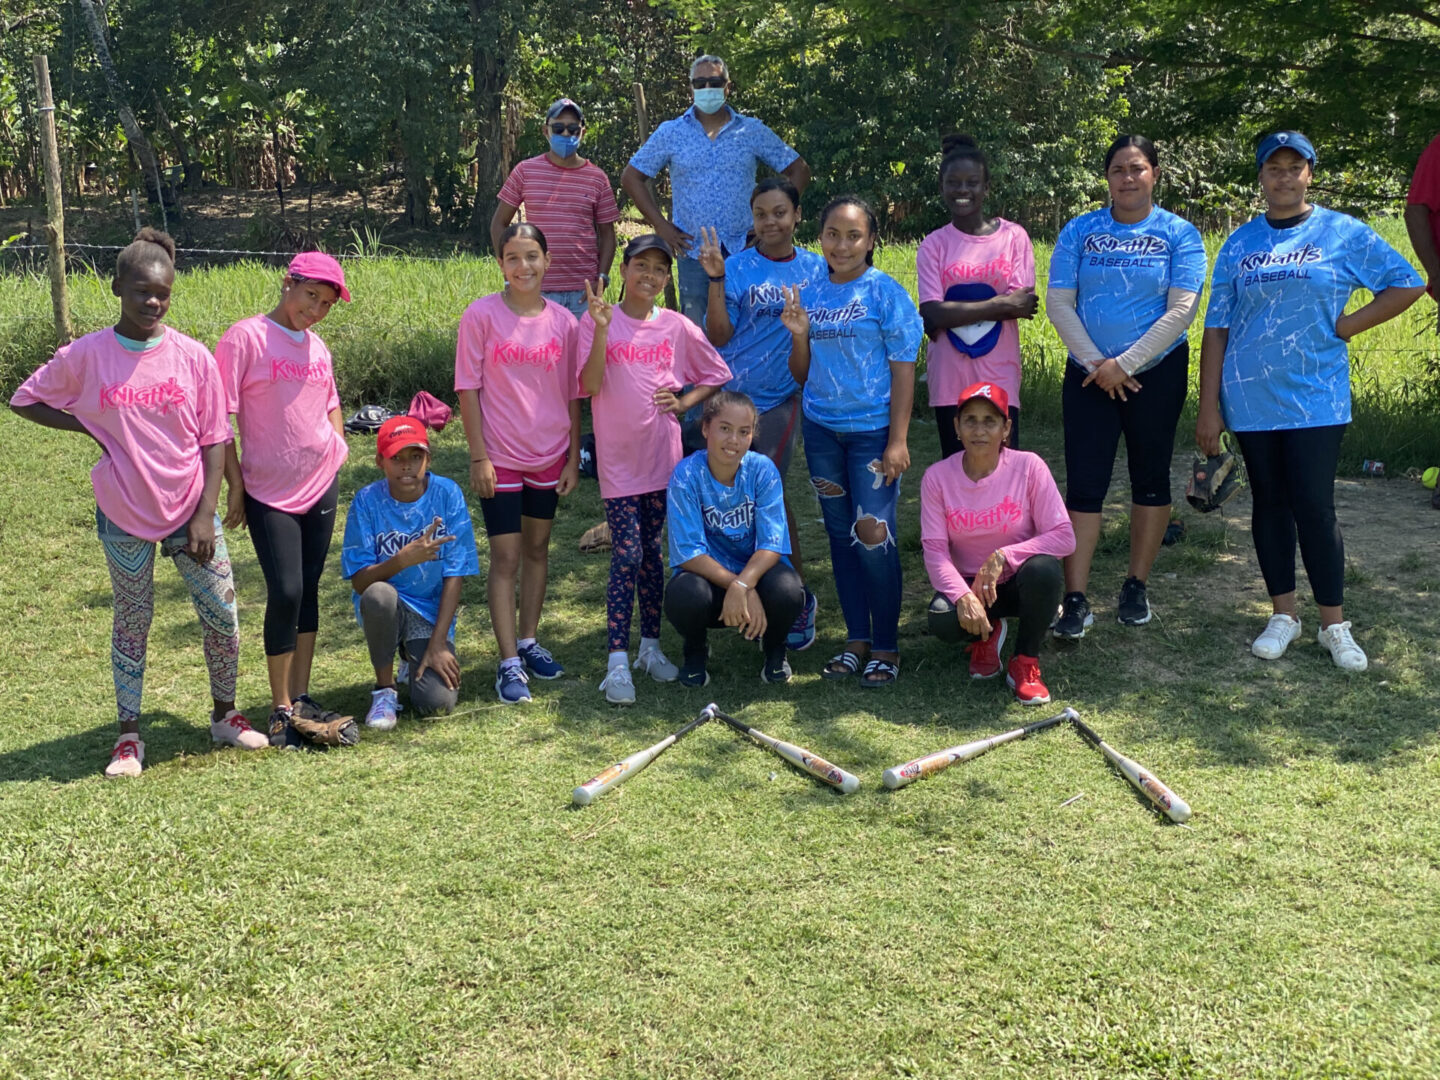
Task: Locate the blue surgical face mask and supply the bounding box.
[692,87,727,114]
[548,133,581,158]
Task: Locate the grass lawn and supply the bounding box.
[1,398,1437,1078]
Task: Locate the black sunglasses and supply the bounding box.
[548,122,581,135]
[690,77,726,89]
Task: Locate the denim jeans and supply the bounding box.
[675,257,710,327]
[801,417,902,653]
[542,290,588,318]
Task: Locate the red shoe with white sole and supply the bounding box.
[1006,654,1051,705]
[968,619,1007,679]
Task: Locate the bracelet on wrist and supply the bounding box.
[730,578,749,590]
[471,457,489,464]
[708,274,725,283]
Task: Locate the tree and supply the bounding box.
[76,0,167,205]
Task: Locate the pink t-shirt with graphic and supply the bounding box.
[215,314,348,514]
[577,306,731,500]
[11,327,233,541]
[454,294,580,473]
[920,448,1074,601]
[916,219,1035,410]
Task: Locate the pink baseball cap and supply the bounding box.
[956,380,1010,416]
[287,251,351,302]
[376,416,429,459]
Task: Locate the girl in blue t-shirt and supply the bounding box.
[663,391,805,686]
[696,176,828,651]
[780,195,924,687]
[1197,131,1424,673]
[1047,134,1207,639]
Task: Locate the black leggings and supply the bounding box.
[1233,425,1346,606]
[664,564,805,664]
[245,477,340,656]
[935,405,1020,459]
[1062,343,1188,513]
[927,555,1064,658]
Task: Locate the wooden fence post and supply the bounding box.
[32,54,72,346]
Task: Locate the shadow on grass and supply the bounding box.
[0,711,258,784]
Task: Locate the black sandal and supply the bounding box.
[821,650,863,680]
[859,657,899,687]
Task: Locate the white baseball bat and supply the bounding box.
[1070,713,1192,823]
[713,709,860,793]
[572,704,715,806]
[882,708,1075,789]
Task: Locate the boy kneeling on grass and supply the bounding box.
[341,416,480,729]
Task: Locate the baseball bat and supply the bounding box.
[1069,713,1192,823]
[713,709,860,794]
[882,707,1075,789]
[572,703,716,806]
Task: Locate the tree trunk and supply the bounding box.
[76,0,166,207]
[467,0,515,244]
[152,89,202,191]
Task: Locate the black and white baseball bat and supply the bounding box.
[713,709,860,793]
[1069,713,1192,822]
[572,704,715,806]
[882,707,1074,789]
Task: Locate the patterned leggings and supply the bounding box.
[99,514,240,726]
[603,491,667,653]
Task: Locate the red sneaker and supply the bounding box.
[967,619,1007,679]
[1006,654,1051,705]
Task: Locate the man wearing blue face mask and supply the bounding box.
[622,55,811,326]
[492,98,620,316]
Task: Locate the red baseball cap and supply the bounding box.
[287,251,351,302]
[376,415,429,459]
[956,381,1010,417]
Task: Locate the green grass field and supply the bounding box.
[1,375,1438,1077]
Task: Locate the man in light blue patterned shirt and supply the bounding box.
[622,55,811,325]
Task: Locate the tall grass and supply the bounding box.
[2,219,1435,468]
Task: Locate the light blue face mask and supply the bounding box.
[692,87,727,114]
[548,133,581,158]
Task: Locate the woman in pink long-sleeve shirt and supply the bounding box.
[921,381,1075,704]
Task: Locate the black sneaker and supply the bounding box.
[678,651,710,688]
[761,656,793,684]
[267,705,292,747]
[1053,592,1094,639]
[1116,576,1152,626]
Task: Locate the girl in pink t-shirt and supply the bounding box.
[920,381,1074,706]
[916,134,1037,457]
[456,223,582,706]
[215,251,353,745]
[577,234,730,704]
[9,229,264,777]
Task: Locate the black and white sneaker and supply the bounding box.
[1053,592,1094,639]
[1116,576,1152,626]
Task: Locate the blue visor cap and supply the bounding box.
[944,282,1003,357]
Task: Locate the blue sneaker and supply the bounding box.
[517,641,565,680]
[786,588,818,652]
[496,663,532,704]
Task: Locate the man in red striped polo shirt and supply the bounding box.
[490,98,620,316]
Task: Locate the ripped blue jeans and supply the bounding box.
[802,417,902,653]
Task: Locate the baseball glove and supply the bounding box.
[1186,432,1246,513]
[289,701,360,747]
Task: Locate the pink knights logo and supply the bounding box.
[270,358,332,384]
[946,495,1023,534]
[490,337,563,372]
[100,377,187,414]
[607,339,675,367]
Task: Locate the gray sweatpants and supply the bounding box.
[358,582,460,715]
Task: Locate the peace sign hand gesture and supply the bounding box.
[697,227,726,279]
[779,285,809,337]
[584,279,612,329]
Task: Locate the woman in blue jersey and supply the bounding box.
[780,195,924,687]
[1047,134,1207,638]
[664,391,806,686]
[696,176,828,651]
[1197,131,1424,672]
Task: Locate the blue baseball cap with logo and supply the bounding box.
[1256,131,1316,171]
[546,98,584,124]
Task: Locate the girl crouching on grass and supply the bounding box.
[921,382,1074,705]
[457,223,582,705]
[9,228,264,777]
[781,195,924,688]
[216,252,353,747]
[664,391,805,686]
[579,234,731,704]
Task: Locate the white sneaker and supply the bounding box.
[1318,621,1368,672]
[633,647,678,683]
[366,686,399,730]
[1251,613,1301,660]
[600,664,636,705]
